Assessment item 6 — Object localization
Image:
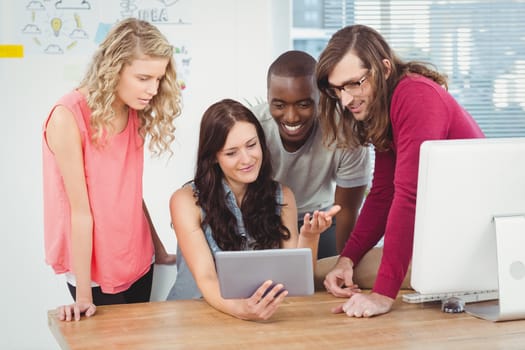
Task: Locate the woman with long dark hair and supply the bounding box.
[166,99,339,320]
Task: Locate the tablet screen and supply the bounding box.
[215,248,314,299]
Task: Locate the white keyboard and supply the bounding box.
[402,289,499,304]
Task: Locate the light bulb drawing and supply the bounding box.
[50,17,62,37]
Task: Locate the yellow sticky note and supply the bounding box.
[0,45,24,58]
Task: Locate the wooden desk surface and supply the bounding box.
[48,292,525,350]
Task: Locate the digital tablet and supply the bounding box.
[215,248,314,299]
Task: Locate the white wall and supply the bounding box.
[0,1,290,348]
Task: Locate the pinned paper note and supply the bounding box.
[94,22,112,45]
[0,45,24,58]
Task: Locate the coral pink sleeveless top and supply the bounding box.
[42,90,154,293]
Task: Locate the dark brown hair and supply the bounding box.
[194,99,290,250]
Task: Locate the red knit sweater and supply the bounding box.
[341,74,485,298]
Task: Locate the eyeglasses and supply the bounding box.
[325,72,369,99]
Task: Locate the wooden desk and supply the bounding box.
[48,292,525,349]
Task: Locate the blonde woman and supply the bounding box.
[43,18,182,321]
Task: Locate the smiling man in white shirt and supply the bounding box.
[251,50,371,259]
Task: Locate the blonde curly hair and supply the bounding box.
[80,18,182,156]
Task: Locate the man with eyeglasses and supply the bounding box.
[250,50,371,265]
[316,25,484,318]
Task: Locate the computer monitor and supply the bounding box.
[410,137,525,321]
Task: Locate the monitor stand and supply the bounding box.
[466,215,525,321]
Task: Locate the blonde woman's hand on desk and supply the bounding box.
[57,301,96,322]
[334,292,394,318]
[324,256,361,297]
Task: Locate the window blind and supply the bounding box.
[292,0,525,138]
